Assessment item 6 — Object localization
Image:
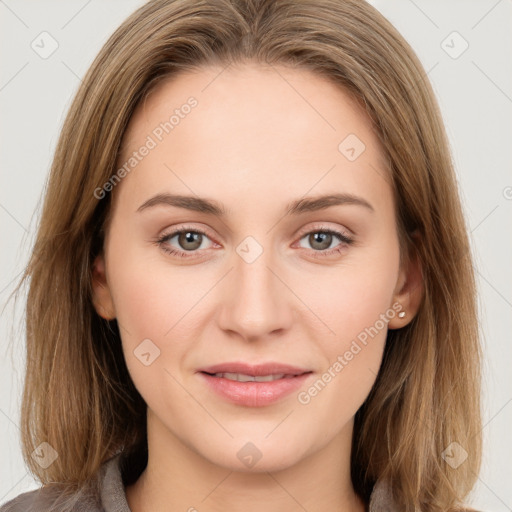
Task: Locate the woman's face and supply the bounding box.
[93,63,414,472]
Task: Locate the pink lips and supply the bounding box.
[197,362,313,407]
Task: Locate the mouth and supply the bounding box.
[201,372,300,382]
[198,361,311,377]
[197,362,313,407]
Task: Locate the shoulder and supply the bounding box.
[0,487,101,512]
[0,488,42,512]
[0,452,128,512]
[368,478,398,511]
[367,479,484,512]
[0,478,102,512]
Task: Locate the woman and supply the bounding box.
[1,0,482,511]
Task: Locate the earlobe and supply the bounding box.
[388,245,424,330]
[91,253,116,320]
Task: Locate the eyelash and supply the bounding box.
[153,225,354,260]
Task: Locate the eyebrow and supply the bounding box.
[136,192,374,216]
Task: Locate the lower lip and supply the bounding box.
[198,372,312,407]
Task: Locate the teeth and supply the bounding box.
[213,372,287,382]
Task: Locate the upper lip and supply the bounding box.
[198,362,311,377]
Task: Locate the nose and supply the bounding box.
[216,243,294,342]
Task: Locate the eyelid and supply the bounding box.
[159,223,217,241]
[159,221,353,245]
[154,221,355,259]
[294,222,356,243]
[295,221,354,239]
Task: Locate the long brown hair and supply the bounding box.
[7,0,481,510]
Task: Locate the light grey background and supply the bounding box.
[1,0,511,510]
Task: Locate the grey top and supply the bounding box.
[0,452,397,512]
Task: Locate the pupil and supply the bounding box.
[312,232,331,249]
[180,231,201,250]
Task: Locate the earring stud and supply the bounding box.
[398,311,406,318]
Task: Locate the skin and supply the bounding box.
[92,62,423,512]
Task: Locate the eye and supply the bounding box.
[154,226,215,259]
[153,224,354,260]
[297,227,354,258]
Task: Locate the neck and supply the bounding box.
[126,410,366,512]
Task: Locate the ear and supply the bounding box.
[388,239,424,330]
[91,252,116,320]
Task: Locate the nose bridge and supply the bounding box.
[218,237,292,339]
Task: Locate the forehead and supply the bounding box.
[113,62,391,217]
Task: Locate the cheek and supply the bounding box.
[106,256,210,418]
[106,214,207,332]
[305,253,400,347]
[105,235,213,377]
[294,279,393,433]
[307,273,392,375]
[294,242,399,411]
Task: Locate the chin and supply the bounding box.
[195,435,313,474]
